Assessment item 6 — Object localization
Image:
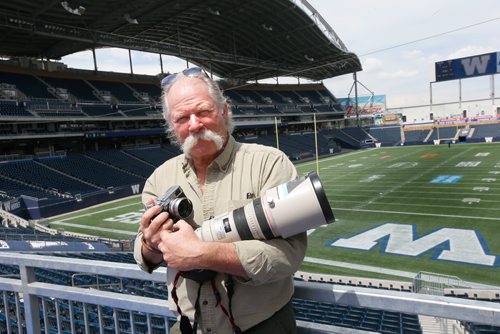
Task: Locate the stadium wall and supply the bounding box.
[387,98,500,123]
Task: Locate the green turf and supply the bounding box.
[296,142,500,286]
[47,142,500,286]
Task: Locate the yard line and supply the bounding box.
[334,207,500,221]
[302,257,498,289]
[353,146,474,210]
[49,221,138,235]
[55,203,141,221]
[304,256,416,278]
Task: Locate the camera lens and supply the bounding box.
[170,198,193,219]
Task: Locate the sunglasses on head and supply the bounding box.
[160,67,206,88]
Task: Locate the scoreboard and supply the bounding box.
[435,51,500,82]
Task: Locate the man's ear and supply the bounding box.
[222,103,229,118]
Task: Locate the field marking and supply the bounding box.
[352,146,474,211]
[303,257,498,289]
[53,203,141,222]
[304,256,415,278]
[49,221,137,236]
[334,207,500,221]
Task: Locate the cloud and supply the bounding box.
[379,69,419,79]
[361,57,383,73]
[402,49,425,60]
[447,45,497,60]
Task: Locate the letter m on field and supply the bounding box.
[329,223,496,266]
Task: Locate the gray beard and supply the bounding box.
[182,129,224,159]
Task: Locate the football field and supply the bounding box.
[48,142,500,286]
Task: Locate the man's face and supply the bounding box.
[166,77,228,159]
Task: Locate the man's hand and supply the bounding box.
[158,220,249,279]
[140,198,174,260]
[158,220,205,271]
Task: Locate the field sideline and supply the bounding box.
[48,142,500,286]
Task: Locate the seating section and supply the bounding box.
[0,146,183,201]
[0,174,63,201]
[0,71,55,99]
[36,154,144,189]
[0,160,98,196]
[87,80,141,103]
[427,126,457,141]
[463,322,500,334]
[404,129,430,143]
[0,251,171,333]
[443,291,500,334]
[125,145,181,167]
[0,224,84,242]
[25,100,88,118]
[470,123,500,139]
[118,104,161,117]
[0,251,426,334]
[80,103,122,117]
[1,67,347,123]
[369,126,402,143]
[85,150,155,178]
[127,82,162,101]
[0,100,33,117]
[41,76,99,102]
[293,298,422,333]
[239,132,333,160]
[321,128,362,149]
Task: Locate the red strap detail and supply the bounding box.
[171,271,184,316]
[210,279,238,328]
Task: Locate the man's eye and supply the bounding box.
[175,117,188,124]
[199,110,212,117]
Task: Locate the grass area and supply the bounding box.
[296,142,500,286]
[48,142,500,286]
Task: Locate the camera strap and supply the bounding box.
[171,271,242,334]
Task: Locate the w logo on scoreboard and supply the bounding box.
[461,54,492,76]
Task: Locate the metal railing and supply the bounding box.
[0,252,499,334]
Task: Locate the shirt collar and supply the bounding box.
[212,135,236,172]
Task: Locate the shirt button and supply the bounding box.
[202,300,208,306]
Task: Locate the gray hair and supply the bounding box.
[161,71,234,145]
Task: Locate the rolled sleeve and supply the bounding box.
[234,232,307,285]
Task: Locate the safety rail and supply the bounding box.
[0,252,499,334]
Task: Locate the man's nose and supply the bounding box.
[188,114,203,132]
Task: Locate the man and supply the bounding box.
[134,67,307,334]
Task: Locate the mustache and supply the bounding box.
[182,130,224,157]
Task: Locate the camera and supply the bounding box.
[195,172,334,242]
[148,172,334,239]
[148,173,333,283]
[146,185,193,222]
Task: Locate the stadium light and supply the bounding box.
[60,1,85,16]
[304,54,315,62]
[262,23,273,31]
[124,13,139,25]
[208,7,221,16]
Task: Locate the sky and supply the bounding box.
[61,0,500,108]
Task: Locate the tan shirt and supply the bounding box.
[134,136,307,333]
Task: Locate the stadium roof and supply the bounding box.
[0,0,361,81]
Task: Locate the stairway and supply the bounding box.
[418,315,467,334]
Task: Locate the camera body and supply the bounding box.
[147,185,193,222]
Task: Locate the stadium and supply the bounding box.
[0,1,499,333]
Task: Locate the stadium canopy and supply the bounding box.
[0,0,361,82]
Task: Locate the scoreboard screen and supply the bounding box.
[435,52,499,82]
